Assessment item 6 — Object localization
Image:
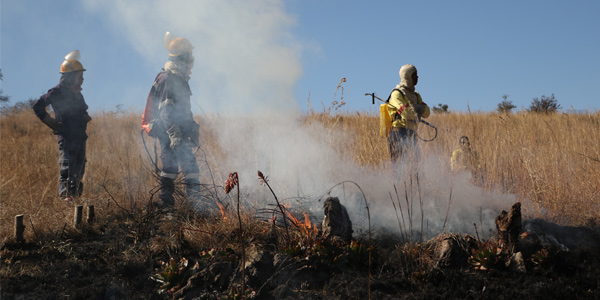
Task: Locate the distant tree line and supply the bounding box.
[528,94,561,113]
[433,93,561,114]
[496,93,561,114]
[431,103,449,114]
[497,94,516,113]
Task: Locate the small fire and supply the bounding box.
[216,202,227,220]
[303,212,312,230]
[285,210,318,237]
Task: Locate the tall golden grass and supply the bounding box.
[308,110,600,225]
[1,108,599,243]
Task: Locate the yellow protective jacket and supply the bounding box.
[451,148,480,172]
[387,89,430,131]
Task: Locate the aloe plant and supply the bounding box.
[152,257,198,294]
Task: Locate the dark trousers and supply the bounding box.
[387,127,419,163]
[157,136,200,206]
[58,139,86,198]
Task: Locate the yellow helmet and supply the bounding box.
[164,32,193,57]
[60,50,86,73]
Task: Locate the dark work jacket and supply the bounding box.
[33,84,90,142]
[152,70,195,138]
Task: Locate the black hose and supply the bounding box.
[140,129,160,175]
[417,119,438,142]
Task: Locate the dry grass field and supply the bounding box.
[1,107,600,299]
[3,109,599,240]
[306,109,600,224]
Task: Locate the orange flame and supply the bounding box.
[303,212,313,230]
[216,202,227,220]
[285,210,318,236]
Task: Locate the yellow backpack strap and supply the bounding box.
[386,88,404,102]
[389,89,408,120]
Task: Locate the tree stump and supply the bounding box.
[495,202,522,254]
[321,197,353,243]
[430,233,478,269]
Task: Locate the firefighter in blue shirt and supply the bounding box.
[33,50,92,202]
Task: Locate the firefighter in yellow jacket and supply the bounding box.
[387,64,430,163]
[451,136,480,172]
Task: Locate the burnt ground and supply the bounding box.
[2,210,600,300]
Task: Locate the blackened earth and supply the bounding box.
[2,212,600,300]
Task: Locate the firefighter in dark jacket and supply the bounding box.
[142,32,201,209]
[33,50,92,202]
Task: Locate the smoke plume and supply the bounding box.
[83,0,302,114]
[85,0,516,240]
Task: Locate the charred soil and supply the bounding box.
[2,209,600,300]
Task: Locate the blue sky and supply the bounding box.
[2,0,599,115]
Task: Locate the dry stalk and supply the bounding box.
[224,172,245,298]
[393,185,408,243]
[577,152,600,163]
[473,223,481,243]
[442,187,453,233]
[403,182,413,241]
[416,174,423,243]
[99,179,133,219]
[28,218,38,240]
[409,178,414,231]
[258,171,291,243]
[389,192,407,243]
[236,177,245,299]
[195,146,225,207]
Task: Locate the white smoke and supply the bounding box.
[84,0,517,240]
[311,154,517,241]
[82,0,302,114]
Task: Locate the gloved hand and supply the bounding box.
[414,104,426,116]
[166,124,183,149]
[42,115,62,132]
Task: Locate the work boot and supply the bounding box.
[66,178,84,198]
[185,179,214,215]
[158,177,176,209]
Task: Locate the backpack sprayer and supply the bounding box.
[365,92,438,142]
